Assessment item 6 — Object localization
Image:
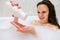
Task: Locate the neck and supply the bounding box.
[40,21,49,26]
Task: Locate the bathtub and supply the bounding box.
[0,16,60,40]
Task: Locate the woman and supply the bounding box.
[11,0,60,37]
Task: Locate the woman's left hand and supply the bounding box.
[11,21,37,37]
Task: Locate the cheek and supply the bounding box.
[38,14,41,18]
[44,13,49,19]
[38,13,43,17]
[38,14,40,17]
[45,13,48,17]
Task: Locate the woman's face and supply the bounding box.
[37,4,49,23]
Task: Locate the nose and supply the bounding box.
[39,13,44,18]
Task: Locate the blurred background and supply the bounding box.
[0,0,60,17]
[0,1,60,40]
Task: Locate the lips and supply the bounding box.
[40,17,44,20]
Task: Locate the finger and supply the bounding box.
[12,2,18,6]
[14,2,18,6]
[11,2,15,6]
[10,21,24,31]
[10,0,13,3]
[24,26,31,31]
[16,29,23,32]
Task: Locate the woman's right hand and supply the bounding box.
[10,0,21,9]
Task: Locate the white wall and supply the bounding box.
[0,0,60,17]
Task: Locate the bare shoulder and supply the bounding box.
[47,23,59,30]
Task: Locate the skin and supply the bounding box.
[11,2,58,36]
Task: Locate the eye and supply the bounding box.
[42,11,46,13]
[37,11,40,13]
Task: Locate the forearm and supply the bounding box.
[30,27,37,37]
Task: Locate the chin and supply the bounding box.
[40,20,46,23]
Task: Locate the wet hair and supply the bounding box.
[37,0,60,29]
